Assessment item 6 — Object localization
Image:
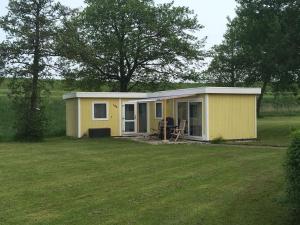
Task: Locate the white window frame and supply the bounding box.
[92,101,109,120]
[155,101,163,119]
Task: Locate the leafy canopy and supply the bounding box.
[0,0,70,140]
[59,0,206,91]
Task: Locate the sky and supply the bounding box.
[0,0,237,49]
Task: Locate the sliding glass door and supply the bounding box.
[189,102,202,137]
[177,102,188,134]
[177,100,202,137]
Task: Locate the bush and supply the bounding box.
[211,137,224,144]
[13,97,47,142]
[286,130,300,217]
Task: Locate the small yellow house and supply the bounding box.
[63,87,261,141]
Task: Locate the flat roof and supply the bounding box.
[63,87,261,100]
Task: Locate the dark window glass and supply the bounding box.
[125,104,134,120]
[94,103,107,119]
[156,102,162,118]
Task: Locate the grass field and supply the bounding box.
[0,138,290,225]
[255,116,300,146]
[226,116,300,147]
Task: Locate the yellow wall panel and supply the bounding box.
[208,94,256,140]
[80,98,121,137]
[65,99,78,137]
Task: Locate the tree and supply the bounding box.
[233,0,300,115]
[0,0,69,141]
[58,0,206,92]
[204,18,247,87]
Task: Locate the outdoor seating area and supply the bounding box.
[150,117,186,142]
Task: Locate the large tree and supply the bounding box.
[207,0,300,116]
[0,0,69,140]
[204,18,248,87]
[58,0,205,92]
[235,0,289,115]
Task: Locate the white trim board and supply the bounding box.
[77,98,81,138]
[63,87,261,100]
[204,95,210,141]
[63,92,149,100]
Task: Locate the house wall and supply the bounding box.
[79,98,121,137]
[208,94,256,140]
[65,99,78,137]
[65,93,257,140]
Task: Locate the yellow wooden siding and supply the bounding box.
[79,98,120,137]
[65,99,78,137]
[208,94,256,140]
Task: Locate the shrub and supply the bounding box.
[286,130,300,216]
[13,97,47,142]
[211,137,224,144]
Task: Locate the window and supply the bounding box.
[155,102,163,119]
[93,102,108,120]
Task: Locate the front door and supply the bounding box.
[138,103,148,133]
[123,103,136,134]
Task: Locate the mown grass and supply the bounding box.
[256,116,300,146]
[228,116,300,147]
[0,138,290,225]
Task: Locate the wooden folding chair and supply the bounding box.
[149,120,163,139]
[171,120,186,142]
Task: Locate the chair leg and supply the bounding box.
[175,131,180,142]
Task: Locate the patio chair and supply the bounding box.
[149,120,163,139]
[170,120,186,142]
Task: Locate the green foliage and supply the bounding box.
[206,0,300,116]
[0,95,66,141]
[204,18,247,87]
[13,97,47,141]
[261,93,300,116]
[0,0,70,141]
[286,131,300,218]
[58,0,206,91]
[211,136,225,144]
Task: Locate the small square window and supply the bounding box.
[155,102,162,119]
[93,103,108,119]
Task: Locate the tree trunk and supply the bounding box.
[31,3,41,112]
[119,79,129,92]
[257,81,268,117]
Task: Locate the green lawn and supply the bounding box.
[229,116,300,147]
[256,116,300,146]
[0,138,290,225]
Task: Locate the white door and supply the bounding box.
[122,103,136,134]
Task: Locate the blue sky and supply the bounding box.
[0,0,237,49]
